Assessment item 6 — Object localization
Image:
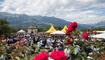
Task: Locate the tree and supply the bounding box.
[37,27,44,32]
[0,18,16,36]
[0,18,9,34]
[54,25,62,30]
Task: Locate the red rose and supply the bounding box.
[50,50,67,60]
[98,55,105,60]
[82,32,89,40]
[5,39,8,43]
[67,26,73,32]
[22,40,25,44]
[16,42,19,45]
[33,51,49,60]
[73,22,77,29]
[67,22,78,32]
[87,29,90,32]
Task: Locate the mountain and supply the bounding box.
[0,12,92,29]
[95,20,105,28]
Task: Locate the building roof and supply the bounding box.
[28,24,37,29]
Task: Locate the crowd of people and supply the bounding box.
[0,33,67,60]
[0,31,105,60]
[2,33,66,53]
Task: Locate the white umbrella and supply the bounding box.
[50,30,65,35]
[91,33,105,38]
[17,29,25,33]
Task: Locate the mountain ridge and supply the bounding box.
[0,12,92,29]
[95,20,105,28]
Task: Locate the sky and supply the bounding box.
[0,0,105,24]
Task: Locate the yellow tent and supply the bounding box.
[45,25,56,34]
[61,25,68,33]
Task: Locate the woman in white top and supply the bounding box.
[64,46,70,57]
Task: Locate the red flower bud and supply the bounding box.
[93,31,97,35]
[67,40,72,44]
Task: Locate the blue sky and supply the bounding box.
[0,0,4,2]
[0,0,105,24]
[81,7,105,16]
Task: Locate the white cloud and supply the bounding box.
[0,0,105,24]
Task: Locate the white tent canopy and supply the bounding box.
[95,31,105,33]
[101,31,105,33]
[91,33,105,38]
[50,30,65,35]
[17,29,25,33]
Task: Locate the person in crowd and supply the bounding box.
[60,41,64,51]
[47,38,52,46]
[42,38,47,47]
[64,46,70,57]
[37,40,42,52]
[76,45,81,53]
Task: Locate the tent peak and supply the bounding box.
[45,25,56,34]
[61,25,68,33]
